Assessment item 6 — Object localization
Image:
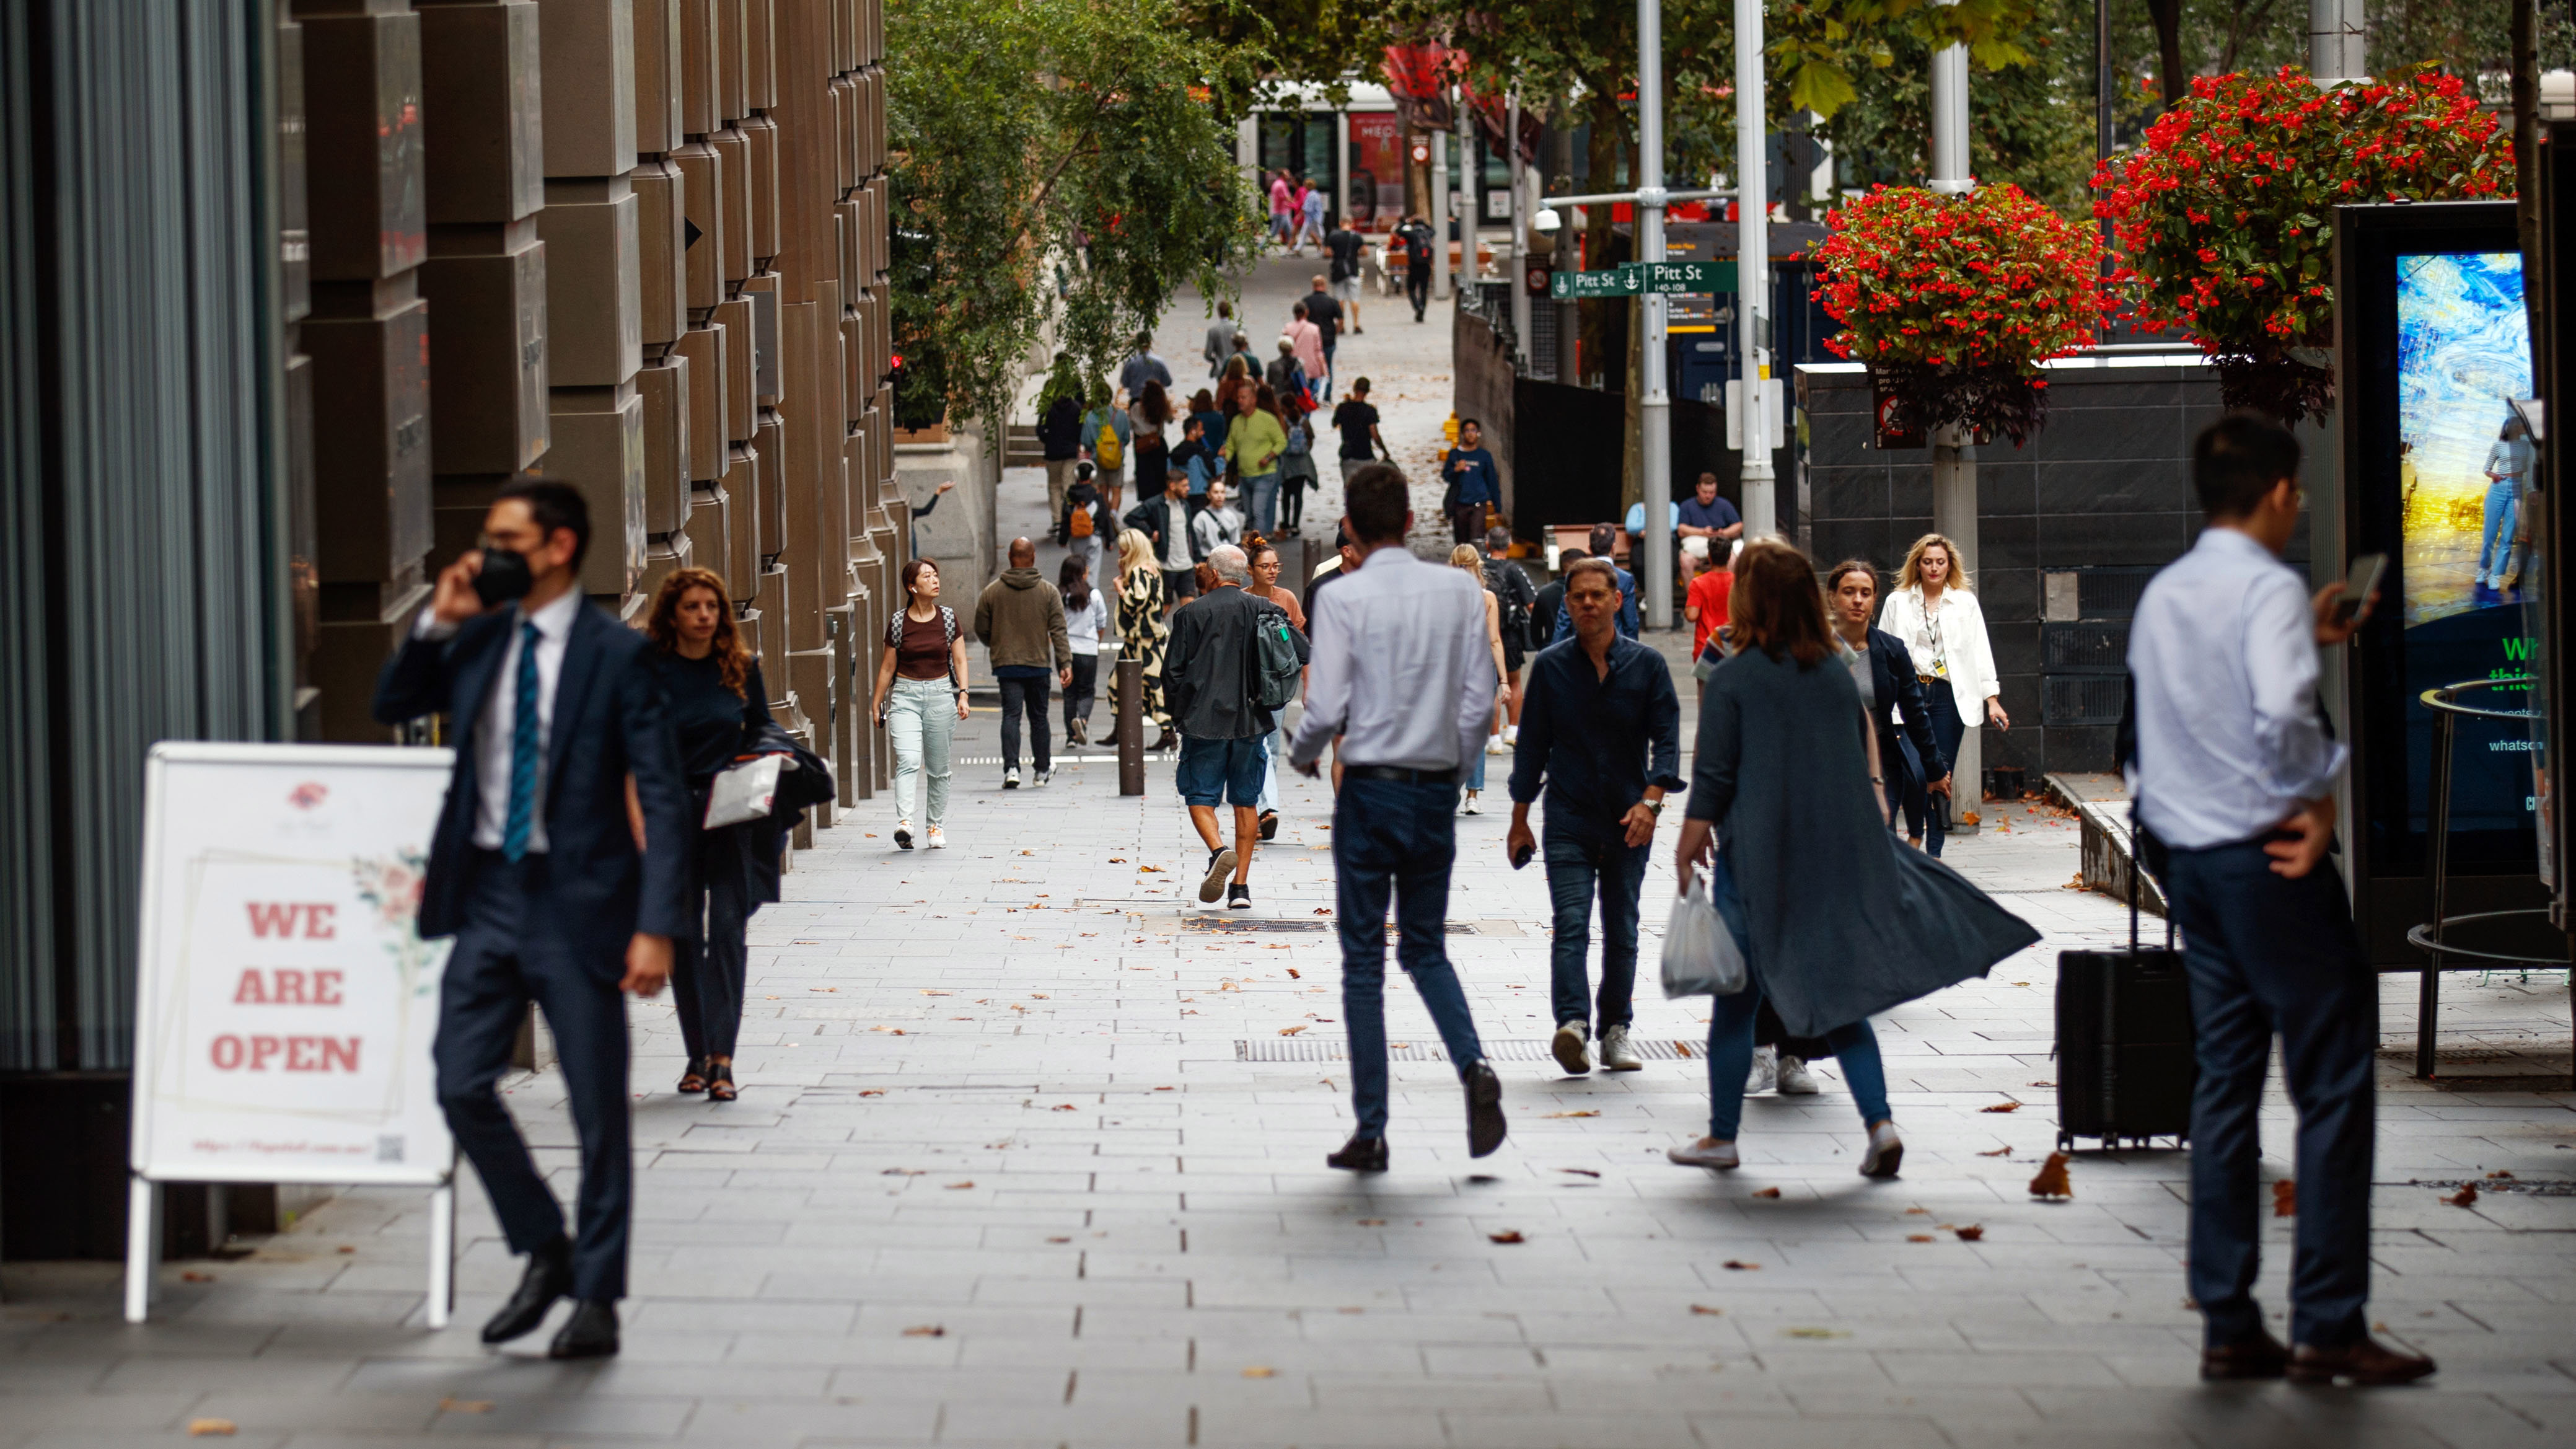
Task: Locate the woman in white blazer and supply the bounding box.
[1877,533,2009,858]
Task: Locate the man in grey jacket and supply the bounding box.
[1165,545,1296,909]
[1203,301,1237,379]
[972,537,1071,788]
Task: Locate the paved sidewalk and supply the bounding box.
[8,730,2575,1447]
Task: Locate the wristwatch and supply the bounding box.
[1643,799,1664,816]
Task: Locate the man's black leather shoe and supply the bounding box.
[1327,1134,1387,1172]
[480,1236,573,1345]
[547,1299,620,1359]
[1463,1060,1506,1158]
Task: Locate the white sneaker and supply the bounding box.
[1003,767,1021,789]
[1461,791,1482,816]
[1503,724,1519,747]
[925,827,947,850]
[893,821,913,850]
[1668,1137,1739,1169]
[1599,1024,1643,1072]
[1745,1044,1778,1095]
[1484,734,1508,755]
[1550,1021,1591,1075]
[1860,1121,1904,1179]
[1777,1055,1820,1094]
[1035,767,1054,786]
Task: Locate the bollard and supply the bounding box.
[1115,657,1145,796]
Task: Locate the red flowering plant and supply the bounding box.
[2092,66,2512,423]
[1813,183,2106,447]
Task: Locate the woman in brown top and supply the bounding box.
[871,557,970,849]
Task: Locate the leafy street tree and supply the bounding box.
[889,0,1268,433]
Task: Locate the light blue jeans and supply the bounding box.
[886,675,955,827]
[1242,470,1280,536]
[2478,478,2520,585]
[1699,851,1891,1139]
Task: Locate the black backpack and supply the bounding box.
[1249,601,1307,710]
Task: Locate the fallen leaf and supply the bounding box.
[2487,1169,2517,1180]
[1488,1230,1526,1244]
[902,1324,946,1337]
[1052,1103,1078,1111]
[882,1168,923,1176]
[2029,1152,2074,1200]
[1782,1326,1849,1339]
[1138,865,1164,873]
[1047,1236,1071,1243]
[1109,857,1127,863]
[1313,907,1330,915]
[1241,1365,1275,1378]
[1286,968,1301,979]
[1155,1086,1174,1091]
[944,1181,975,1190]
[1558,1168,1601,1178]
[1690,1304,1724,1315]
[187,1421,236,1437]
[1279,1025,1308,1036]
[180,1271,214,1282]
[439,1398,494,1413]
[1954,1225,1986,1242]
[2444,1182,2479,1207]
[336,1245,355,1254]
[1977,1146,2012,1157]
[922,990,951,996]
[1980,1101,2021,1114]
[1031,993,1049,999]
[1723,1259,1761,1271]
[2272,1180,2297,1218]
[1904,1206,1929,1215]
[1751,1186,1782,1199]
[859,1089,886,1097]
[2029,1081,2055,1088]
[1356,1218,1385,1226]
[1543,1110,1600,1119]
[1907,1234,1935,1243]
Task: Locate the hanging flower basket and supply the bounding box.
[2091,66,2512,425]
[1813,184,2106,449]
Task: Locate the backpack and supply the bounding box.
[1251,603,1306,711]
[1068,500,1096,539]
[882,605,963,689]
[1093,416,1123,470]
[1485,559,1532,646]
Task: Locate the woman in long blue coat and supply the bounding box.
[1670,540,2039,1177]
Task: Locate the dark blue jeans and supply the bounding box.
[1332,776,1486,1135]
[1922,679,1963,857]
[435,851,633,1302]
[2165,838,2376,1351]
[1544,826,1648,1033]
[997,672,1051,772]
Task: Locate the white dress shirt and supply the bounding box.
[2127,527,2345,850]
[415,588,582,852]
[1289,547,1495,772]
[1877,584,2000,724]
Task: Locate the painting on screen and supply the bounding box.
[2398,252,2533,627]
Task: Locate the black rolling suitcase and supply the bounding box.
[2055,817,2196,1150]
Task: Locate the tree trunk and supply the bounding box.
[2147,0,2186,112]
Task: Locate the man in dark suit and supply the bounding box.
[372,480,691,1360]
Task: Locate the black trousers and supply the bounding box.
[1064,654,1099,729]
[1407,266,1430,317]
[670,848,749,1062]
[998,674,1052,772]
[434,850,633,1302]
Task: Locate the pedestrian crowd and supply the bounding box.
[364,412,2429,1388]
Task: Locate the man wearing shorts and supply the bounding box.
[1165,545,1296,909]
[1332,379,1385,496]
[1327,218,1365,334]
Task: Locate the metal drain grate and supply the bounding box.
[1237,1036,1701,1063]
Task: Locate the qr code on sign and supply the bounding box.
[376,1135,405,1163]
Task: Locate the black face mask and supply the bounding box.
[472,546,534,608]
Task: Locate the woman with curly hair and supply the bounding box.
[1115,527,1176,751]
[644,568,781,1103]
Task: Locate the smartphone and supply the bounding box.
[472,546,534,608]
[2332,552,2386,626]
[1510,840,1534,870]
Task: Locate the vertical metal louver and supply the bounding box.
[0,0,289,1071]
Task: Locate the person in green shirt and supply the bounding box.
[1220,384,1290,537]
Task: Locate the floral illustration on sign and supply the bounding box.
[353,850,437,996]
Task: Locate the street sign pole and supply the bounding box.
[1736,0,1775,540]
[1638,0,1674,630]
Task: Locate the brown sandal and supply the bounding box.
[677,1058,708,1094]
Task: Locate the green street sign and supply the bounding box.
[1549,260,1738,300]
[1634,259,1736,293]
[1550,267,1643,300]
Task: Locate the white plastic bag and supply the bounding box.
[1661,873,1748,998]
[703,755,786,829]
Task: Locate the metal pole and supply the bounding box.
[1734,0,1774,540]
[1431,125,1452,301]
[1509,91,1531,366]
[1459,90,1478,286]
[1116,658,1145,796]
[426,1180,456,1329]
[2308,0,2367,81]
[2422,705,2459,1078]
[2095,0,2113,161]
[1638,0,1674,628]
[1927,0,1979,808]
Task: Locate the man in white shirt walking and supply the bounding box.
[1290,464,1506,1171]
[2129,414,2429,1388]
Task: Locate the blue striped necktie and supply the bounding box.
[501,619,540,861]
